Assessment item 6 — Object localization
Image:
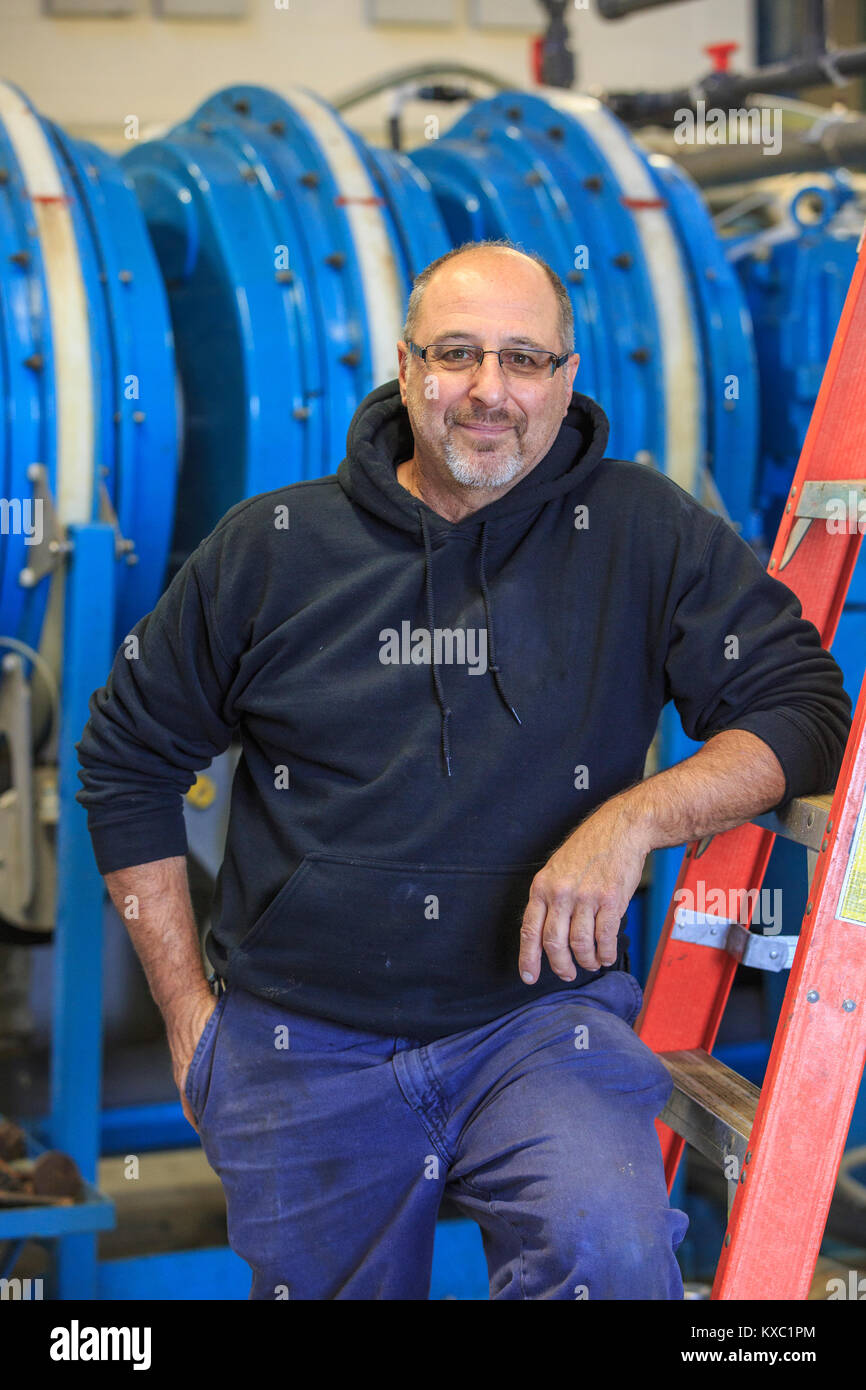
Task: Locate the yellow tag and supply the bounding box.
[837,791,866,926]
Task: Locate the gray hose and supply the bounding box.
[333,63,513,112]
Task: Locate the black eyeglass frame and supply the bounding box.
[407,340,571,377]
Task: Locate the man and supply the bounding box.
[76,240,852,1300]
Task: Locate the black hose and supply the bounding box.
[605,45,866,126]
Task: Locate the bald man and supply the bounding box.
[77,240,851,1300]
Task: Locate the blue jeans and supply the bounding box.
[184,969,688,1299]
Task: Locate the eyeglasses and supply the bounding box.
[408,340,570,379]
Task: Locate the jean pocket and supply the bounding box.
[184,991,228,1126]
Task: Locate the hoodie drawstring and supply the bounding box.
[478,520,522,729]
[417,508,522,777]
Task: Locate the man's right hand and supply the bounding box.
[167,991,218,1134]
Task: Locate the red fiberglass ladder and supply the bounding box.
[636,221,866,1300]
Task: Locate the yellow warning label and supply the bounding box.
[837,792,866,926]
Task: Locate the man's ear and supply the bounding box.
[397,340,409,405]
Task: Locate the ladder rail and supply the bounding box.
[713,661,866,1299]
[634,217,866,1298]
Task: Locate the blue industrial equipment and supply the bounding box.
[0,81,178,661]
[122,84,450,561]
[410,87,760,517]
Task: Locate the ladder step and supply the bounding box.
[750,790,833,849]
[658,1049,759,1171]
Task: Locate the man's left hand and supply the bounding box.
[518,799,651,984]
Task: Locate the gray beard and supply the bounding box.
[442,431,526,489]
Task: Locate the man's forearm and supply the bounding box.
[614,729,788,852]
[103,855,212,1029]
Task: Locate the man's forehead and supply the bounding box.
[418,256,559,331]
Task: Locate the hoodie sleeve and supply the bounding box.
[663,514,853,809]
[75,540,238,875]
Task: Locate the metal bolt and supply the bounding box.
[805,901,813,914]
[843,999,856,1012]
[583,175,602,192]
[806,989,819,1003]
[118,269,133,284]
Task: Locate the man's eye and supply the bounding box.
[441,347,473,361]
[505,352,532,367]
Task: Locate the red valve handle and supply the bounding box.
[704,41,740,73]
[531,34,545,85]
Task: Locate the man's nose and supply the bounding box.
[466,352,509,407]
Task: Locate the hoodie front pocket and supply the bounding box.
[228,851,548,1031]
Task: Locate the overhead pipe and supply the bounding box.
[671,108,866,184]
[603,45,866,126]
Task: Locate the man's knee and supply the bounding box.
[552,1201,689,1300]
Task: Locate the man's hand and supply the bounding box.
[167,991,218,1134]
[519,799,651,984]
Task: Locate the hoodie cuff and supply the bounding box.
[87,808,189,876]
[711,709,831,809]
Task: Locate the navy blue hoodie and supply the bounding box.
[76,381,852,1041]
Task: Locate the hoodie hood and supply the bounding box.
[337,379,611,776]
[337,377,611,541]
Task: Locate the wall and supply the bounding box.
[0,0,754,148]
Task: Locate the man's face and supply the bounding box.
[398,250,580,492]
